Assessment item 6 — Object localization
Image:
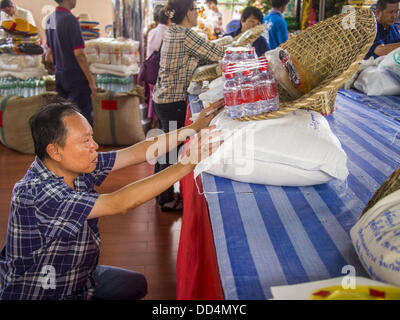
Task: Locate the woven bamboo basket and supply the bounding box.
[360,166,400,217]
[238,8,377,121]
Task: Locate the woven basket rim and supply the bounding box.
[236,8,377,121]
[361,166,400,217]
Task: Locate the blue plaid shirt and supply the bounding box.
[0,151,116,300]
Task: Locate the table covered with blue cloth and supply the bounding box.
[178,89,400,300]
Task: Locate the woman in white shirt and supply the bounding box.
[145,7,171,125]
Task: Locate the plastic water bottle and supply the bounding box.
[222,49,235,73]
[223,72,243,119]
[246,47,257,60]
[39,79,45,95]
[240,69,260,116]
[256,63,279,113]
[234,49,245,62]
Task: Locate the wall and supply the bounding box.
[14,0,113,40]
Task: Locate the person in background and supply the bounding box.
[45,0,96,126]
[365,0,400,59]
[263,0,289,50]
[225,6,270,57]
[144,4,165,59]
[203,0,224,38]
[0,0,36,28]
[0,98,223,300]
[152,0,225,211]
[146,7,171,125]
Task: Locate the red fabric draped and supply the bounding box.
[176,103,224,300]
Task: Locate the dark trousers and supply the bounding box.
[93,265,147,300]
[56,69,93,126]
[152,100,187,205]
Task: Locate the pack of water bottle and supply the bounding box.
[222,46,279,119]
[0,77,46,97]
[96,74,135,93]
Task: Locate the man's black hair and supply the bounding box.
[241,6,264,24]
[29,100,80,160]
[271,0,289,8]
[376,0,399,11]
[54,0,63,4]
[0,0,13,9]
[206,0,218,4]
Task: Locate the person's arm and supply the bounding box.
[74,48,97,99]
[45,47,53,64]
[185,28,225,63]
[112,98,224,171]
[88,125,223,219]
[374,42,400,57]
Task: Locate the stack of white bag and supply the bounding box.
[350,189,400,287]
[0,54,47,80]
[194,108,349,186]
[353,47,400,95]
[85,38,140,77]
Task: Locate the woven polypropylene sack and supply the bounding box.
[0,92,58,154]
[240,8,377,121]
[93,88,145,146]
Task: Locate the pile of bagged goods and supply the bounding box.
[188,25,346,188]
[188,6,378,188]
[346,47,400,96]
[0,11,46,97]
[85,36,139,91]
[81,19,144,146]
[0,12,57,154]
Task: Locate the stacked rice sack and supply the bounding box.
[85,38,140,77]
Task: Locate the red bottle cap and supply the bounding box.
[224,72,235,79]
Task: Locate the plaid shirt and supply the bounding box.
[0,151,116,300]
[153,25,225,104]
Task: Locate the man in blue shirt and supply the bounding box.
[45,0,96,125]
[225,6,270,57]
[263,0,289,50]
[0,99,223,300]
[365,0,400,59]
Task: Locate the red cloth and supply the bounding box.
[176,103,224,300]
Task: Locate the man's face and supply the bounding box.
[2,5,15,16]
[56,113,99,176]
[241,14,261,32]
[377,2,399,28]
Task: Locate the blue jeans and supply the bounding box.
[93,265,147,300]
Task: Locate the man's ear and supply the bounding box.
[376,8,382,20]
[46,143,62,162]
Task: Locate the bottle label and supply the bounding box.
[241,87,258,103]
[224,90,241,106]
[258,83,277,100]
